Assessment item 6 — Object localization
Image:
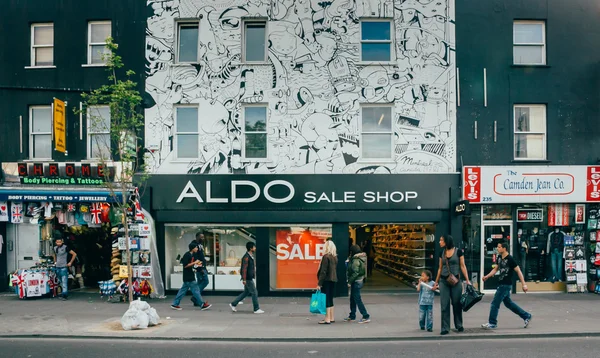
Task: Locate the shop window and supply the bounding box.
[513,21,546,65]
[243,20,267,63]
[360,20,392,62]
[176,22,199,63]
[31,23,54,67]
[242,105,268,160]
[361,105,393,160]
[514,105,546,160]
[88,21,111,65]
[174,106,199,159]
[29,106,52,160]
[87,105,112,160]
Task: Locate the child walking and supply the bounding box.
[417,270,436,332]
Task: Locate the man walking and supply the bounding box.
[481,241,532,329]
[171,242,212,311]
[190,232,210,307]
[230,242,263,314]
[53,237,77,301]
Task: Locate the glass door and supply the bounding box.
[480,222,512,293]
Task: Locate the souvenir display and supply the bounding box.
[10,266,60,299]
[587,205,600,294]
[565,229,587,293]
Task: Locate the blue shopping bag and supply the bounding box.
[310,290,326,315]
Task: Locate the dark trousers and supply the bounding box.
[349,280,369,320]
[439,279,463,332]
[191,270,209,305]
[232,279,259,311]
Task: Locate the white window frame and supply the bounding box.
[87,105,112,160]
[175,21,201,64]
[359,104,394,161]
[29,105,53,160]
[174,105,199,159]
[359,19,393,63]
[241,104,269,161]
[87,21,112,66]
[513,104,547,161]
[513,20,546,65]
[30,23,54,68]
[242,19,268,64]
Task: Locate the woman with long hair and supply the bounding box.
[317,239,338,324]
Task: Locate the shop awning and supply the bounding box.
[0,187,123,202]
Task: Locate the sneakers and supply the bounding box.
[58,296,67,301]
[481,323,497,329]
[200,303,212,311]
[358,318,370,324]
[170,305,182,310]
[229,303,237,312]
[254,309,265,314]
[343,317,356,322]
[524,315,532,328]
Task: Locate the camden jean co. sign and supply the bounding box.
[148,174,459,211]
[17,163,114,186]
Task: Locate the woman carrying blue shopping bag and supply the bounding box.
[316,240,338,324]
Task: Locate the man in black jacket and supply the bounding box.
[230,242,263,314]
[190,232,210,307]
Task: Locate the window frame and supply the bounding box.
[359,104,395,161]
[87,20,112,66]
[86,105,112,160]
[513,20,546,65]
[241,104,269,161]
[175,21,201,64]
[30,23,54,67]
[359,18,394,63]
[241,18,268,64]
[29,105,53,160]
[174,105,200,159]
[513,104,547,161]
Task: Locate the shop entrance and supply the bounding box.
[480,222,512,293]
[350,223,436,292]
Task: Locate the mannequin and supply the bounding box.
[528,228,541,281]
[547,227,565,283]
[517,228,528,275]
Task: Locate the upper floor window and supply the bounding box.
[243,105,268,160]
[243,20,267,63]
[88,21,111,65]
[175,106,199,158]
[513,21,545,65]
[29,106,52,159]
[360,20,392,62]
[176,22,199,63]
[87,105,112,160]
[31,23,54,67]
[514,104,546,160]
[361,105,393,160]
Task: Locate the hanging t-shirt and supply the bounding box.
[497,254,518,285]
[43,202,54,218]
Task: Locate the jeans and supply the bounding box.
[488,285,530,325]
[172,280,203,307]
[56,267,69,297]
[191,270,209,305]
[232,279,259,311]
[419,305,433,330]
[439,279,463,332]
[349,280,369,320]
[551,249,563,281]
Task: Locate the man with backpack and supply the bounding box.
[52,236,77,301]
[344,245,370,323]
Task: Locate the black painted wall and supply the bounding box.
[0,0,146,162]
[456,0,600,166]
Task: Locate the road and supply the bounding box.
[0,337,599,357]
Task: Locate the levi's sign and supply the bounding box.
[463,166,600,204]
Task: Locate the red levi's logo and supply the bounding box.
[587,167,600,201]
[464,167,481,203]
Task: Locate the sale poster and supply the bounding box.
[275,228,329,289]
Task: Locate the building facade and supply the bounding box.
[0,0,147,292]
[456,0,600,293]
[143,0,461,296]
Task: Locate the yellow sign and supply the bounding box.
[53,98,66,153]
[119,265,131,278]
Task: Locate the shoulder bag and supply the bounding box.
[444,250,459,286]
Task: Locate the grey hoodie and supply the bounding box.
[347,252,367,284]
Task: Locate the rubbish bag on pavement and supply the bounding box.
[121,307,149,330]
[460,284,484,312]
[309,290,326,315]
[147,307,160,326]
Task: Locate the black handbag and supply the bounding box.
[460,284,484,312]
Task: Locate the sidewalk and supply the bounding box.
[0,290,599,341]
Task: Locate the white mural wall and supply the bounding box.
[145,0,456,174]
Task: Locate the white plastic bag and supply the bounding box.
[120,307,149,330]
[129,299,151,312]
[147,307,160,326]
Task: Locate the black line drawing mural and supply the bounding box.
[144,0,456,174]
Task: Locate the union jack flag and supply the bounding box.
[90,203,102,224]
[15,273,25,299]
[565,261,576,273]
[133,187,145,221]
[67,203,76,212]
[11,202,23,224]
